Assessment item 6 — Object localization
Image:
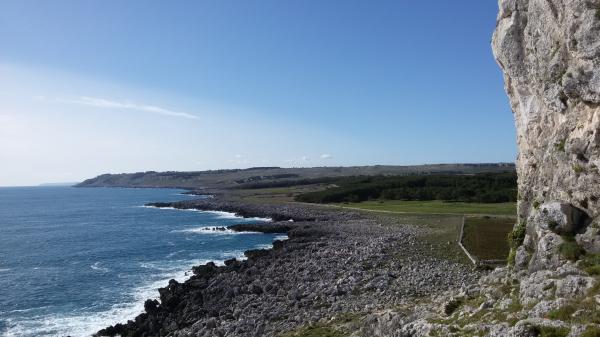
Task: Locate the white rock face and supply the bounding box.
[492,0,600,271]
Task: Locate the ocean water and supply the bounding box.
[0,187,283,337]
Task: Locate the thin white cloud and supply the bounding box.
[283,156,311,164]
[228,154,249,165]
[62,96,199,120]
[320,154,332,159]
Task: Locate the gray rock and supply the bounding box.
[493,0,600,271]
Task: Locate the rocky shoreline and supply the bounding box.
[95,196,482,337]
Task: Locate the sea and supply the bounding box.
[0,186,284,337]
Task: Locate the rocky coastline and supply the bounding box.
[97,196,481,337]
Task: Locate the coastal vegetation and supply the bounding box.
[329,200,516,216]
[294,172,517,204]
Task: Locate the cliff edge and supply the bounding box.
[493,0,600,272]
[361,2,600,335]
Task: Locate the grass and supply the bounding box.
[559,235,585,261]
[462,216,514,261]
[582,325,600,337]
[237,185,320,203]
[554,139,566,152]
[507,221,526,265]
[547,304,576,320]
[279,324,348,337]
[573,163,585,175]
[373,212,468,263]
[328,200,516,264]
[444,298,463,315]
[532,326,570,337]
[332,200,516,216]
[581,253,600,275]
[279,313,361,337]
[508,221,526,248]
[239,188,517,265]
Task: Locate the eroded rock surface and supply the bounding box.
[493,0,600,270]
[362,1,600,335]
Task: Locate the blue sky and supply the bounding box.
[0,1,514,186]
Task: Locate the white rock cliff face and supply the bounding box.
[352,3,600,335]
[492,0,600,271]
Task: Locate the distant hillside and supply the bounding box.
[76,163,515,190]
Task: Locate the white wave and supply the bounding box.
[2,258,223,337]
[274,234,289,241]
[90,262,110,273]
[0,268,10,272]
[199,210,272,222]
[140,205,272,222]
[172,226,259,235]
[2,218,284,336]
[5,306,53,314]
[166,250,185,258]
[218,250,247,261]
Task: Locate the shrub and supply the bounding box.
[581,253,600,275]
[573,164,585,175]
[582,325,600,337]
[508,248,517,266]
[506,221,527,266]
[559,236,585,261]
[554,139,566,152]
[508,221,526,249]
[281,324,347,337]
[531,326,570,337]
[547,304,576,320]
[444,298,463,316]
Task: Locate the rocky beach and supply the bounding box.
[97,196,481,337]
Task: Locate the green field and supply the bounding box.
[327,200,516,262]
[332,200,516,216]
[462,216,515,261]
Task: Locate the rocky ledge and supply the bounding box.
[97,199,480,337]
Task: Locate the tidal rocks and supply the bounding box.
[228,223,295,233]
[96,200,480,337]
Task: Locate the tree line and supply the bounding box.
[294,172,517,204]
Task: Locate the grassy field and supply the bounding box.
[332,200,517,216]
[462,216,515,261]
[378,212,469,263]
[237,186,320,204]
[236,191,517,263]
[328,200,516,262]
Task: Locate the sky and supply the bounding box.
[0,1,515,186]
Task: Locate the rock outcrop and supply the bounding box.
[359,2,600,335]
[492,0,600,271]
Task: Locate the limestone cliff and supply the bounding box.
[492,0,600,271]
[361,2,600,335]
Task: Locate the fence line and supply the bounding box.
[458,216,507,267]
[457,216,478,265]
